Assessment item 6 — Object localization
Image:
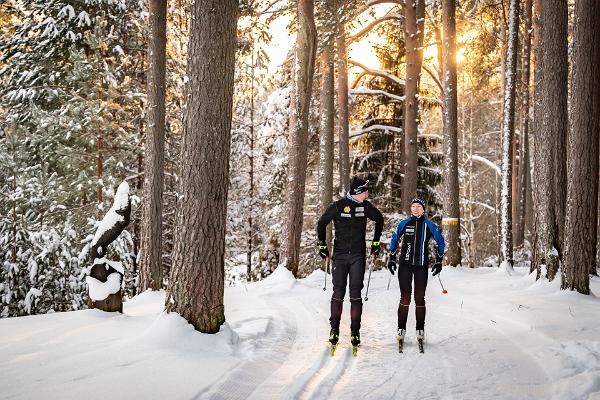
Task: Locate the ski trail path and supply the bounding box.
[209,269,558,400]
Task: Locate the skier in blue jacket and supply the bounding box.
[387,197,445,349]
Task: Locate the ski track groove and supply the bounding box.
[193,302,297,400]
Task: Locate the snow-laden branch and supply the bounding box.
[355,0,403,17]
[348,60,406,87]
[350,124,402,139]
[470,155,501,176]
[350,86,405,102]
[347,13,403,45]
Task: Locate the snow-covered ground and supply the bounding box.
[2,266,600,400]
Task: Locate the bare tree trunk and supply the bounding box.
[282,0,317,277]
[336,16,350,194]
[562,0,600,294]
[247,46,256,282]
[531,0,568,281]
[319,41,335,250]
[96,131,103,203]
[165,0,239,333]
[139,0,167,292]
[441,0,461,266]
[515,0,533,248]
[499,0,519,270]
[402,0,426,213]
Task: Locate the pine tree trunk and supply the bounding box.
[561,0,600,294]
[139,0,167,292]
[515,0,533,248]
[531,0,567,281]
[499,0,519,270]
[319,41,335,250]
[165,0,238,333]
[402,0,425,213]
[282,0,317,277]
[336,16,350,194]
[441,0,461,267]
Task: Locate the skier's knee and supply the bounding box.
[414,296,426,307]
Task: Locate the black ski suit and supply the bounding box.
[317,195,384,334]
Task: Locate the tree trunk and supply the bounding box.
[499,0,519,270]
[336,17,350,194]
[515,0,533,248]
[319,41,335,251]
[531,0,567,281]
[402,0,426,213]
[165,0,239,333]
[282,0,317,277]
[139,0,167,292]
[561,0,600,294]
[441,0,461,266]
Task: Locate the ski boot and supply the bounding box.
[416,329,425,353]
[397,328,406,353]
[351,332,360,357]
[329,329,339,356]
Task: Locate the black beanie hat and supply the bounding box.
[411,197,426,208]
[350,176,369,195]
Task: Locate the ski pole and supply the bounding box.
[387,273,392,291]
[437,274,448,294]
[323,257,330,291]
[364,255,373,301]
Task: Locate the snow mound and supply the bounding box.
[137,313,239,355]
[257,265,296,291]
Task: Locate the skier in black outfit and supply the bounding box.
[387,197,445,349]
[317,177,384,349]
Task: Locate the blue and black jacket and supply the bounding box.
[389,215,445,267]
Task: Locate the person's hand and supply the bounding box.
[431,262,442,276]
[318,241,329,260]
[387,256,397,275]
[370,241,381,257]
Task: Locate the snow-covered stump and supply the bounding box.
[86,182,131,313]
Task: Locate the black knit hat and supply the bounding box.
[411,197,426,208]
[350,176,369,195]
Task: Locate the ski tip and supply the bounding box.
[352,346,358,357]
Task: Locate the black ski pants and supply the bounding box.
[330,253,366,334]
[397,263,429,331]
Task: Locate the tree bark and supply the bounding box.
[282,0,317,276]
[319,41,335,250]
[336,17,350,194]
[561,0,600,294]
[531,0,568,281]
[441,0,461,266]
[139,0,167,292]
[499,0,519,270]
[165,0,239,333]
[402,0,426,213]
[515,0,533,247]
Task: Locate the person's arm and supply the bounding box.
[390,218,410,255]
[366,203,384,242]
[317,202,337,242]
[425,219,446,261]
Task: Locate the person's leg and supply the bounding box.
[348,254,366,335]
[330,255,349,332]
[413,266,429,330]
[397,263,413,330]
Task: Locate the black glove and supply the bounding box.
[370,241,381,257]
[387,255,397,275]
[318,241,329,259]
[431,261,442,276]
